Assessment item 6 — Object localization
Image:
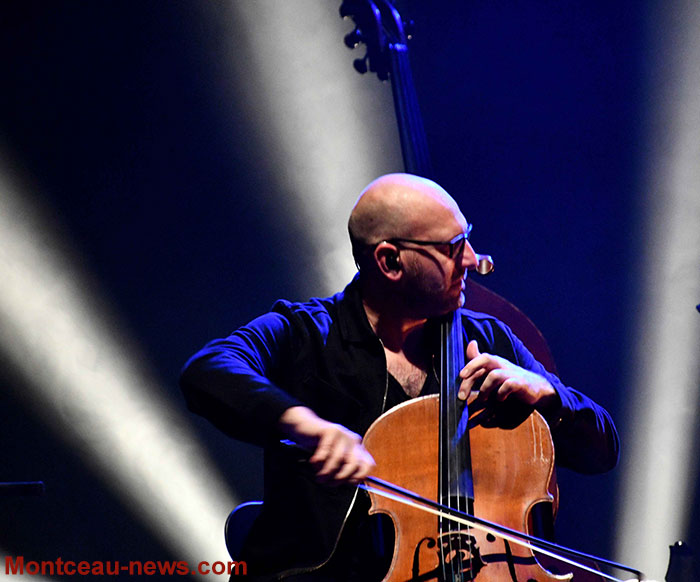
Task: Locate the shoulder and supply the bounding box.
[265,289,344,336]
[459,308,515,341]
[457,308,531,365]
[240,277,366,349]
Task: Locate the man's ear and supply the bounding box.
[374,242,402,279]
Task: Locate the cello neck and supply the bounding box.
[387,36,433,177]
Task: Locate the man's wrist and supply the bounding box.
[536,389,565,429]
[277,406,323,442]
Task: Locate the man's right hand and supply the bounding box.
[277,406,376,485]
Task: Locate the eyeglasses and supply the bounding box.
[384,224,473,260]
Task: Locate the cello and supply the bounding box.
[339,2,642,581]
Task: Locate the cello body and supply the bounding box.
[364,395,570,582]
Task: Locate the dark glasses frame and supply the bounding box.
[382,224,473,260]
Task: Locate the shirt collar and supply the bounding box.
[336,273,377,344]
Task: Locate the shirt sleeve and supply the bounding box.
[179,306,304,447]
[510,329,619,473]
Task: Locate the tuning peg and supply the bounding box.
[344,28,363,49]
[353,57,368,74]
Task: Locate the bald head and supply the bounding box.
[348,173,463,255]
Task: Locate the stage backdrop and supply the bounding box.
[1,2,698,581]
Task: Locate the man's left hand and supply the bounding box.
[457,340,557,410]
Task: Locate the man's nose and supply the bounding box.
[461,241,478,272]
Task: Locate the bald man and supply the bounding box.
[180,173,619,581]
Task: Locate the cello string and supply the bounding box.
[447,316,455,579]
[359,482,638,582]
[451,319,467,576]
[438,311,449,579]
[451,311,473,577]
[440,309,463,578]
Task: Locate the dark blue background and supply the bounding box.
[2,1,694,580]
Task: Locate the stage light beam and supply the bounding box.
[216,1,402,295]
[616,2,700,579]
[0,154,237,579]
